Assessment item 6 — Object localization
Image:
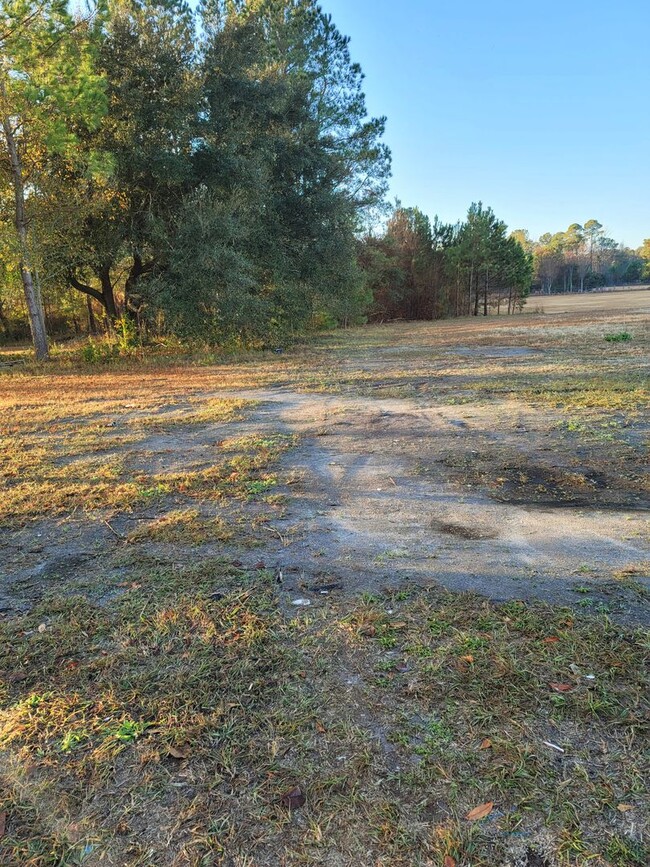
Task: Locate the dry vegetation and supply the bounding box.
[0,299,648,866]
[526,287,649,315]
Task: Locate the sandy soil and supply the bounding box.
[2,297,649,625]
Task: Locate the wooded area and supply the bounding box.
[1,1,648,360]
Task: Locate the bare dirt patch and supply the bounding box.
[0,301,648,866]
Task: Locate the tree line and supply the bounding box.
[513,222,648,295]
[361,202,533,322]
[1,0,390,358]
[2,2,644,360]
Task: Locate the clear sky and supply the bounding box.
[320,0,649,248]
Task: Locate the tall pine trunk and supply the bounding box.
[1,106,49,360]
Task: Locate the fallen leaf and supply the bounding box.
[167,746,190,760]
[543,636,560,644]
[443,857,456,867]
[479,738,492,750]
[617,804,634,813]
[466,801,494,821]
[460,654,474,663]
[0,810,5,838]
[37,623,47,634]
[315,721,327,734]
[280,786,306,809]
[549,682,574,693]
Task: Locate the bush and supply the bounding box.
[604,332,632,343]
[80,338,119,363]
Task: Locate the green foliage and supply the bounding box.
[114,315,140,354]
[81,338,118,364]
[26,0,391,346]
[532,220,643,293]
[604,331,633,343]
[364,201,532,321]
[0,0,109,357]
[80,316,139,362]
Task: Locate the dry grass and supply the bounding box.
[0,575,647,866]
[0,301,648,865]
[526,287,650,315]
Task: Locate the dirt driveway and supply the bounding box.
[2,304,648,624]
[1,303,648,867]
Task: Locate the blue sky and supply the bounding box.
[320,0,649,247]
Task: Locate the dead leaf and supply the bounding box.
[37,623,47,634]
[466,801,494,821]
[280,786,306,809]
[543,636,560,644]
[479,738,492,750]
[0,810,5,838]
[167,746,190,760]
[443,857,456,867]
[315,721,327,734]
[460,654,474,663]
[617,804,634,812]
[549,682,574,693]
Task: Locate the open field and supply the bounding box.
[0,301,648,866]
[527,287,650,315]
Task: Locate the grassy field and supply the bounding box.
[0,300,648,866]
[526,287,650,315]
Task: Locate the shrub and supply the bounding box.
[604,332,632,343]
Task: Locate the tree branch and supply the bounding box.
[67,273,105,306]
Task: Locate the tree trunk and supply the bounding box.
[1,102,49,360]
[473,268,480,317]
[68,266,118,326]
[483,269,489,316]
[87,296,97,334]
[99,265,118,320]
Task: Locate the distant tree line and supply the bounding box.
[512,222,648,295]
[361,202,533,321]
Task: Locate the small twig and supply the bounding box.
[264,525,288,547]
[103,518,124,541]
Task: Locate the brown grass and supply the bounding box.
[0,300,648,865]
